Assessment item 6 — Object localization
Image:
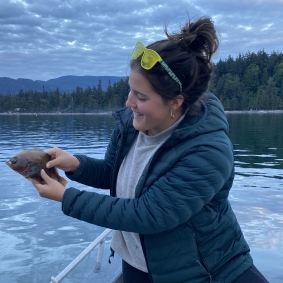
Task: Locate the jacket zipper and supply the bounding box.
[194,235,213,283]
[140,235,154,283]
[110,112,125,196]
[110,131,122,196]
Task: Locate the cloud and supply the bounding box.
[0,0,282,80]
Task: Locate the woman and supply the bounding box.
[34,17,268,283]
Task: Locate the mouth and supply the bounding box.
[133,112,144,118]
[6,161,12,167]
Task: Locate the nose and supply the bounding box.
[125,91,137,108]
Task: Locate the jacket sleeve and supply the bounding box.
[65,125,120,189]
[62,137,234,234]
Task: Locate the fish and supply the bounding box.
[6,149,67,186]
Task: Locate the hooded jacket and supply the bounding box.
[62,92,253,283]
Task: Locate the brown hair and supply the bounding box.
[130,16,219,113]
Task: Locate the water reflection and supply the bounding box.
[227,113,283,170]
[226,113,283,259]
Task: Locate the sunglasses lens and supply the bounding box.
[140,50,160,70]
[131,42,162,69]
[131,42,145,59]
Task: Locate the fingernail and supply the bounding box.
[41,169,45,174]
[46,163,50,168]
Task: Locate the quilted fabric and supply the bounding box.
[62,92,253,283]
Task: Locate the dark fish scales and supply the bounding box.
[6,149,67,186]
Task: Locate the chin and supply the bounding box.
[133,121,144,131]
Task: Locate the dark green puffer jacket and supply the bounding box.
[62,92,253,283]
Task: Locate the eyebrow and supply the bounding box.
[128,83,148,97]
[135,90,147,97]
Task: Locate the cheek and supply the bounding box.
[146,104,168,118]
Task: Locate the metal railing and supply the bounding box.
[50,228,113,283]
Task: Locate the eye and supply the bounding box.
[10,157,18,164]
[136,92,147,101]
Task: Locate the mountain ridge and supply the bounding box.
[0,75,127,95]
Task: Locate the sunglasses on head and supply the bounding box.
[131,42,182,92]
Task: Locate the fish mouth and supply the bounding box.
[6,161,12,167]
[6,159,27,174]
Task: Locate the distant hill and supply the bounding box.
[0,75,127,95]
[0,77,56,95]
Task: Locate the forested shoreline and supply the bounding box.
[0,79,129,113]
[210,50,283,110]
[0,50,282,113]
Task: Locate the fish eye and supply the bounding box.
[10,157,18,164]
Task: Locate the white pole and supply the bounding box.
[50,229,112,283]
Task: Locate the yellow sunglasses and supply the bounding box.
[131,42,182,92]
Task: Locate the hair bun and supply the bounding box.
[167,17,219,61]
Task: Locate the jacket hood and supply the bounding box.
[174,92,229,139]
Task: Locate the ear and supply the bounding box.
[168,95,184,111]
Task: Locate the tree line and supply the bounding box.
[0,79,129,113]
[210,50,283,110]
[0,50,282,113]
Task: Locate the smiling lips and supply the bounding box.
[133,112,144,118]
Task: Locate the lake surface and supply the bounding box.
[0,113,282,283]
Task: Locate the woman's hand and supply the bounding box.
[33,169,66,202]
[46,147,80,173]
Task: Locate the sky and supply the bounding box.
[0,0,282,81]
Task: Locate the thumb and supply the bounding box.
[46,161,53,169]
[41,169,52,183]
[46,159,58,169]
[45,148,55,155]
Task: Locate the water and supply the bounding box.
[0,113,282,282]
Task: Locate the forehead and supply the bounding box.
[129,69,172,106]
[129,69,155,93]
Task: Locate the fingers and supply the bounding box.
[40,169,52,183]
[33,172,49,197]
[33,182,47,198]
[45,148,54,155]
[45,147,62,168]
[33,169,66,202]
[33,183,48,198]
[46,159,57,169]
[45,147,60,157]
[44,147,78,173]
[46,154,66,169]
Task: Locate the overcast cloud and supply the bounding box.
[0,0,282,81]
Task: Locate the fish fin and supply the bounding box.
[25,163,41,177]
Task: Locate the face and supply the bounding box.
[126,69,182,136]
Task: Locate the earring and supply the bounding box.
[170,110,174,119]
